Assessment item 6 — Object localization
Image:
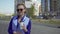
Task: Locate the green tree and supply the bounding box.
[28,5,35,18]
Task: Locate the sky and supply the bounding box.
[0,0,41,15]
[0,0,14,15]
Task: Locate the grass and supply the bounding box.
[0,15,60,25]
[0,16,11,21]
[32,18,60,25]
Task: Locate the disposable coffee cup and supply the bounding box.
[20,22,24,29]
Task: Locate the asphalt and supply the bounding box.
[0,20,60,34]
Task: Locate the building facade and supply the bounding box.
[14,0,60,18]
[41,0,60,18]
[41,0,50,14]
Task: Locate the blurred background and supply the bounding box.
[0,0,60,34]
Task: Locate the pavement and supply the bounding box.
[0,20,60,34]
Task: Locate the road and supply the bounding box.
[0,20,60,34]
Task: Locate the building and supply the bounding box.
[50,0,60,19]
[41,0,60,19]
[15,0,41,16]
[14,0,60,18]
[41,0,50,14]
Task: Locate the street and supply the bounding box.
[0,20,60,34]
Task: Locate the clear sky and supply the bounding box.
[0,0,41,15]
[0,0,14,15]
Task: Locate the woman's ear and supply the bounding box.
[24,9,26,13]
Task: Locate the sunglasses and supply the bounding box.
[17,9,24,12]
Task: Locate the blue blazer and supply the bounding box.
[8,15,31,34]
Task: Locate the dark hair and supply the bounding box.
[17,3,26,9]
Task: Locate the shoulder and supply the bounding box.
[23,16,31,26]
[24,16,30,21]
[26,16,31,21]
[11,16,18,20]
[24,16,31,24]
[10,16,18,23]
[26,16,31,22]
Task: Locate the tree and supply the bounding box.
[28,4,35,18]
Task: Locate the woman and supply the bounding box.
[8,3,31,34]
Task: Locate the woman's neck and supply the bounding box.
[18,14,24,19]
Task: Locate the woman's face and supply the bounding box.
[17,5,25,16]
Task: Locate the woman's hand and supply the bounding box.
[18,18,28,32]
[13,32,22,34]
[22,24,28,32]
[13,31,17,34]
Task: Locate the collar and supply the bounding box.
[16,15,26,22]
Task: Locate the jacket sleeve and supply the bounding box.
[25,20,31,34]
